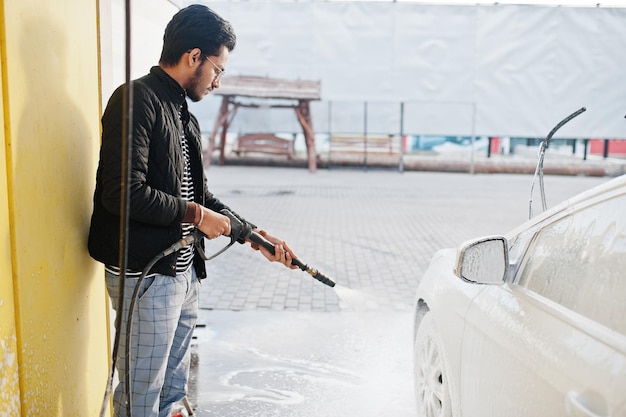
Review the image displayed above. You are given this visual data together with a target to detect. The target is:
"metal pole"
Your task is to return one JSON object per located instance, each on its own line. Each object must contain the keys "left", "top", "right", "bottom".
{"left": 399, "top": 102, "right": 404, "bottom": 173}
{"left": 364, "top": 101, "right": 368, "bottom": 170}
{"left": 469, "top": 103, "right": 476, "bottom": 175}
{"left": 328, "top": 101, "right": 332, "bottom": 169}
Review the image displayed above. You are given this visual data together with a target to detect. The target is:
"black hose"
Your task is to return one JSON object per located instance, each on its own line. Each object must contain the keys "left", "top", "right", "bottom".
{"left": 122, "top": 232, "right": 201, "bottom": 416}
{"left": 529, "top": 107, "right": 586, "bottom": 219}
{"left": 101, "top": 209, "right": 334, "bottom": 416}
{"left": 124, "top": 232, "right": 199, "bottom": 407}
{"left": 122, "top": 0, "right": 135, "bottom": 414}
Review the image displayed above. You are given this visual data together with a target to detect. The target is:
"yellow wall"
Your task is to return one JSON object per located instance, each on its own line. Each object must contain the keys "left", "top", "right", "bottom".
{"left": 1, "top": 0, "right": 108, "bottom": 415}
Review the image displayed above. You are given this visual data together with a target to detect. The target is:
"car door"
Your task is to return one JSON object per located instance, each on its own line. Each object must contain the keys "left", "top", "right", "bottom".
{"left": 459, "top": 191, "right": 626, "bottom": 417}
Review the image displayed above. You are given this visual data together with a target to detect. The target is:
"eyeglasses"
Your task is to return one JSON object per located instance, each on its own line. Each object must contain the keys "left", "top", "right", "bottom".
{"left": 204, "top": 56, "right": 225, "bottom": 83}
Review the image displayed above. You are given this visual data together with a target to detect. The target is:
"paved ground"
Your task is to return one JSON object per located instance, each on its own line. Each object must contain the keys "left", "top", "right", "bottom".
{"left": 187, "top": 165, "right": 611, "bottom": 417}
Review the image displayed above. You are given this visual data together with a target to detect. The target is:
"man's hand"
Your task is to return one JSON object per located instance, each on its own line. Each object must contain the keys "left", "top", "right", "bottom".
{"left": 251, "top": 230, "right": 299, "bottom": 269}
{"left": 197, "top": 207, "right": 231, "bottom": 239}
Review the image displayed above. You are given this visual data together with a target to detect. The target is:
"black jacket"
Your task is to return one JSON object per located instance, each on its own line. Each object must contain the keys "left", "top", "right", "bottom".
{"left": 88, "top": 66, "right": 251, "bottom": 277}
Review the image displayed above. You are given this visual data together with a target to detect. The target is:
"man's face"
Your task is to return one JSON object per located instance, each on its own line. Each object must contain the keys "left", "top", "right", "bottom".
{"left": 186, "top": 45, "right": 229, "bottom": 102}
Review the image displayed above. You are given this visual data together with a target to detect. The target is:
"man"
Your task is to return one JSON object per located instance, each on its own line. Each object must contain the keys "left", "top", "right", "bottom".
{"left": 88, "top": 5, "right": 296, "bottom": 416}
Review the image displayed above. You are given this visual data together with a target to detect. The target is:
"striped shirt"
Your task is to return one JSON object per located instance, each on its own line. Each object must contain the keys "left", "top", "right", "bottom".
{"left": 177, "top": 106, "right": 195, "bottom": 273}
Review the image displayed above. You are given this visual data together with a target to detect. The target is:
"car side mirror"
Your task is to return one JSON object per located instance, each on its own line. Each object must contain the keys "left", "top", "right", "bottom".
{"left": 455, "top": 236, "right": 508, "bottom": 284}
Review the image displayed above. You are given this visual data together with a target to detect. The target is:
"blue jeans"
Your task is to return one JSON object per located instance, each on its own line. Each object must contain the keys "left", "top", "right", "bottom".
{"left": 105, "top": 267, "right": 200, "bottom": 417}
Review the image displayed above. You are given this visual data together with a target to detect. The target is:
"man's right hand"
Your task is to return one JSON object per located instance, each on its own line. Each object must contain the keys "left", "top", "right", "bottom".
{"left": 197, "top": 207, "right": 231, "bottom": 239}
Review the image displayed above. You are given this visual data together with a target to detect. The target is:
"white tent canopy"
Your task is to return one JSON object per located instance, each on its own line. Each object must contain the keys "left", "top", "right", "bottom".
{"left": 177, "top": 2, "right": 626, "bottom": 140}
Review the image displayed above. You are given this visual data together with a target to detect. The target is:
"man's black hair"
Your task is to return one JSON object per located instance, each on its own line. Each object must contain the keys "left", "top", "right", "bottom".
{"left": 160, "top": 4, "right": 236, "bottom": 66}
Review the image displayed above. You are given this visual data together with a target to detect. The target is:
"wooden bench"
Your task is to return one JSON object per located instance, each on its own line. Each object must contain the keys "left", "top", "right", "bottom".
{"left": 232, "top": 133, "right": 295, "bottom": 159}
{"left": 329, "top": 134, "right": 402, "bottom": 169}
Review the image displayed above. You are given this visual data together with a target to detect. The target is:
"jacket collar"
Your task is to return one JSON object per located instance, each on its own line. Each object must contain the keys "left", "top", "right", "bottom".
{"left": 150, "top": 66, "right": 190, "bottom": 124}
{"left": 150, "top": 66, "right": 187, "bottom": 103}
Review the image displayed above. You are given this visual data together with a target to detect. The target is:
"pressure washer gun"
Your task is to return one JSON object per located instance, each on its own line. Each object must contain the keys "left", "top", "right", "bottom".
{"left": 190, "top": 209, "right": 335, "bottom": 288}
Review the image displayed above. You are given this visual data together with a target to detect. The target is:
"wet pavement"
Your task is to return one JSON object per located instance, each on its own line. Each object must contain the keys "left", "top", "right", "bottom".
{"left": 187, "top": 165, "right": 610, "bottom": 416}
{"left": 190, "top": 311, "right": 415, "bottom": 417}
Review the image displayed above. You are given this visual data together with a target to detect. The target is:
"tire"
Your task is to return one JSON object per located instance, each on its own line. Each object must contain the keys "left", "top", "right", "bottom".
{"left": 413, "top": 312, "right": 453, "bottom": 417}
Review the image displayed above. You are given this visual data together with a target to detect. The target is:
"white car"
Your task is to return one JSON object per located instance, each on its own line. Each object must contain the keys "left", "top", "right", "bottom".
{"left": 413, "top": 174, "right": 626, "bottom": 417}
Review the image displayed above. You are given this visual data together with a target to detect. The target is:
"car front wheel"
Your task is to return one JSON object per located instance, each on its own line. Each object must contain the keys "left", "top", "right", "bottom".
{"left": 414, "top": 311, "right": 453, "bottom": 417}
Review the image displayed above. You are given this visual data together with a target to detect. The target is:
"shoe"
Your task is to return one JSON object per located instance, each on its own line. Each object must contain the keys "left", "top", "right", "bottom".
{"left": 171, "top": 408, "right": 188, "bottom": 417}
{"left": 170, "top": 397, "right": 193, "bottom": 416}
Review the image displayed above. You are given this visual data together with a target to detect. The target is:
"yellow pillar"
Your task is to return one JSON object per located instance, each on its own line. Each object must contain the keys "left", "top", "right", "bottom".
{"left": 1, "top": 0, "right": 108, "bottom": 415}
{"left": 0, "top": 36, "right": 21, "bottom": 414}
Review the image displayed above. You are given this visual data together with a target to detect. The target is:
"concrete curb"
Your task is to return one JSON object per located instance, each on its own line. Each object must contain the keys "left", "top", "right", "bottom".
{"left": 211, "top": 155, "right": 626, "bottom": 178}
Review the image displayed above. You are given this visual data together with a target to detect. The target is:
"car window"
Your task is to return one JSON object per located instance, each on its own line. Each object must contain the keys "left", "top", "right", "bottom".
{"left": 517, "top": 194, "right": 626, "bottom": 335}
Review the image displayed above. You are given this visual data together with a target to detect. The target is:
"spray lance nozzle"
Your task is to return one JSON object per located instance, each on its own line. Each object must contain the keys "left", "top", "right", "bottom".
{"left": 221, "top": 209, "right": 336, "bottom": 288}
{"left": 246, "top": 230, "right": 336, "bottom": 288}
